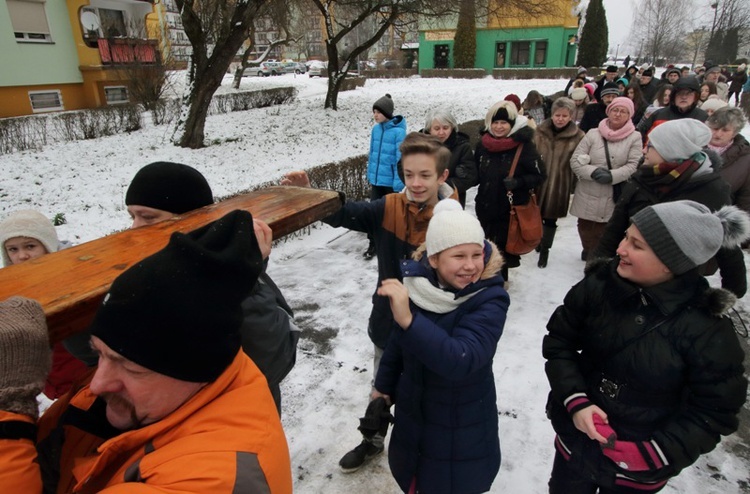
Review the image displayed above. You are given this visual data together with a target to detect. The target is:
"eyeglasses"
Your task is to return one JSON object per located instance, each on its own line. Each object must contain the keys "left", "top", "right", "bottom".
{"left": 609, "top": 109, "right": 629, "bottom": 115}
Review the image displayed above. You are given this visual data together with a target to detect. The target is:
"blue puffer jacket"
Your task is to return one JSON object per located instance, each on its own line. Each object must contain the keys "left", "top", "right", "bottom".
{"left": 375, "top": 242, "right": 509, "bottom": 494}
{"left": 368, "top": 116, "right": 407, "bottom": 191}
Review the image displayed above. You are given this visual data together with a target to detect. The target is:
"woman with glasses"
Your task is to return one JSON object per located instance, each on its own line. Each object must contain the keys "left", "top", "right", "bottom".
{"left": 570, "top": 97, "right": 642, "bottom": 261}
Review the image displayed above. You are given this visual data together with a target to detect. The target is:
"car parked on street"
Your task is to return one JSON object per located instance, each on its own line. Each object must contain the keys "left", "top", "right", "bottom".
{"left": 307, "top": 60, "right": 328, "bottom": 78}
{"left": 282, "top": 61, "right": 306, "bottom": 74}
{"left": 257, "top": 61, "right": 284, "bottom": 76}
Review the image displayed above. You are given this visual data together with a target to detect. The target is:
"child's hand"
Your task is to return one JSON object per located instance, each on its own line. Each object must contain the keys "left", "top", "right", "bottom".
{"left": 281, "top": 171, "right": 311, "bottom": 187}
{"left": 377, "top": 279, "right": 412, "bottom": 329}
{"left": 252, "top": 219, "right": 273, "bottom": 260}
{"left": 572, "top": 405, "right": 610, "bottom": 444}
{"left": 370, "top": 389, "right": 392, "bottom": 407}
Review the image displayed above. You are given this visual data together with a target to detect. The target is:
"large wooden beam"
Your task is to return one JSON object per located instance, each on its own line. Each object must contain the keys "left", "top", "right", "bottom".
{"left": 0, "top": 186, "right": 342, "bottom": 344}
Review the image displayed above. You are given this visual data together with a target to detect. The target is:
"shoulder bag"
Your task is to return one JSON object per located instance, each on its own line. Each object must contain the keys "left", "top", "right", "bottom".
{"left": 506, "top": 144, "right": 543, "bottom": 255}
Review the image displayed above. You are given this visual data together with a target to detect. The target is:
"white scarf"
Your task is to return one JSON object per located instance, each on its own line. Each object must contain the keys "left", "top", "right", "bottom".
{"left": 404, "top": 276, "right": 482, "bottom": 314}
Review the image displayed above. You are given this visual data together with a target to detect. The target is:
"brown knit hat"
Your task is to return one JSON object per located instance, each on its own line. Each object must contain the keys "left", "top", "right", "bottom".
{"left": 0, "top": 297, "right": 50, "bottom": 419}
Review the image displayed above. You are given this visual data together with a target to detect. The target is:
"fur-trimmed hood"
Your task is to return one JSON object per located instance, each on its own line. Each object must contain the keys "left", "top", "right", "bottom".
{"left": 585, "top": 257, "right": 736, "bottom": 317}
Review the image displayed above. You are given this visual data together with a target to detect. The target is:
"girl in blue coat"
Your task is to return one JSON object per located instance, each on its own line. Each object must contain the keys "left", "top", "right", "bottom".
{"left": 374, "top": 199, "right": 510, "bottom": 494}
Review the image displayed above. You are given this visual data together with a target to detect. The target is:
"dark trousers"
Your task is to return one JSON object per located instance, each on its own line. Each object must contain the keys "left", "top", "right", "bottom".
{"left": 549, "top": 451, "right": 667, "bottom": 494}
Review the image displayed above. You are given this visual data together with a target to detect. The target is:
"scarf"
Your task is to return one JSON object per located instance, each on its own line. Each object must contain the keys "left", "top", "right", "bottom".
{"left": 708, "top": 142, "right": 732, "bottom": 156}
{"left": 637, "top": 156, "right": 703, "bottom": 195}
{"left": 404, "top": 276, "right": 482, "bottom": 314}
{"left": 481, "top": 133, "right": 519, "bottom": 153}
{"left": 597, "top": 118, "right": 635, "bottom": 142}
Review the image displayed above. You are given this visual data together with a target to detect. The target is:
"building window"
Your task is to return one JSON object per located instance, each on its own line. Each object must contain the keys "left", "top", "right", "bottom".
{"left": 510, "top": 41, "right": 530, "bottom": 66}
{"left": 7, "top": 0, "right": 52, "bottom": 43}
{"left": 104, "top": 86, "right": 129, "bottom": 104}
{"left": 495, "top": 42, "right": 506, "bottom": 67}
{"left": 28, "top": 90, "right": 63, "bottom": 112}
{"left": 535, "top": 41, "right": 548, "bottom": 66}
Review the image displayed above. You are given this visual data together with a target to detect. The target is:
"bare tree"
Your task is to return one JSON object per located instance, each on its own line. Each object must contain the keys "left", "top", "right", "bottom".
{"left": 310, "top": 0, "right": 455, "bottom": 110}
{"left": 172, "top": 0, "right": 266, "bottom": 149}
{"left": 628, "top": 0, "right": 690, "bottom": 64}
{"left": 706, "top": 0, "right": 750, "bottom": 63}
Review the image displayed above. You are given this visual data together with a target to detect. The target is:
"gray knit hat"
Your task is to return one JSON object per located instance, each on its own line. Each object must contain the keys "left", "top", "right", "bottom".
{"left": 647, "top": 119, "right": 711, "bottom": 162}
{"left": 631, "top": 200, "right": 750, "bottom": 275}
{"left": 426, "top": 199, "right": 485, "bottom": 256}
{"left": 373, "top": 94, "right": 394, "bottom": 120}
{"left": 0, "top": 210, "right": 59, "bottom": 267}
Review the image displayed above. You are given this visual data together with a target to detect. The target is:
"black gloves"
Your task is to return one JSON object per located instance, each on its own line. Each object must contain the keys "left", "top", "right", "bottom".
{"left": 503, "top": 177, "right": 520, "bottom": 190}
{"left": 591, "top": 168, "right": 613, "bottom": 184}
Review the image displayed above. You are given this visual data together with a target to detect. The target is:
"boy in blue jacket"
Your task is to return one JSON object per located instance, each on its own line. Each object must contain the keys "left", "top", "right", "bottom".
{"left": 365, "top": 94, "right": 407, "bottom": 259}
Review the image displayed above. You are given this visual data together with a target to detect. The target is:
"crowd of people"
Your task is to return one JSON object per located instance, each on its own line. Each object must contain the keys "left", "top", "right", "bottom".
{"left": 1, "top": 61, "right": 750, "bottom": 493}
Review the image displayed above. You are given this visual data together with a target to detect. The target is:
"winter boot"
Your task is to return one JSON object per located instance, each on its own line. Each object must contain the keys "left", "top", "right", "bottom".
{"left": 339, "top": 397, "right": 392, "bottom": 473}
{"left": 537, "top": 225, "right": 557, "bottom": 269}
{"left": 500, "top": 266, "right": 509, "bottom": 285}
{"left": 363, "top": 240, "right": 376, "bottom": 260}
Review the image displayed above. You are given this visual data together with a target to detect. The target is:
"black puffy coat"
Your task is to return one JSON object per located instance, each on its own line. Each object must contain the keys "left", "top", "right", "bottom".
{"left": 469, "top": 124, "right": 546, "bottom": 255}
{"left": 593, "top": 157, "right": 747, "bottom": 297}
{"left": 416, "top": 129, "right": 477, "bottom": 207}
{"left": 543, "top": 259, "right": 746, "bottom": 486}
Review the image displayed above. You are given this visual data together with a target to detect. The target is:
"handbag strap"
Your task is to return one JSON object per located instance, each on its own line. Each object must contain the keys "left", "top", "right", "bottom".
{"left": 506, "top": 144, "right": 524, "bottom": 204}
{"left": 507, "top": 143, "right": 525, "bottom": 177}
{"left": 602, "top": 138, "right": 613, "bottom": 171}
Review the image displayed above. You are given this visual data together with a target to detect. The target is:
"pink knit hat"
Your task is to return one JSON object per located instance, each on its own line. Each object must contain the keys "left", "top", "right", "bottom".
{"left": 606, "top": 96, "right": 634, "bottom": 117}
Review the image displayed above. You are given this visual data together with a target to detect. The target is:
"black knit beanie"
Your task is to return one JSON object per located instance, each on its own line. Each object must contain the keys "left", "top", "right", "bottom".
{"left": 126, "top": 162, "right": 213, "bottom": 214}
{"left": 373, "top": 94, "right": 394, "bottom": 120}
{"left": 90, "top": 210, "right": 263, "bottom": 382}
{"left": 491, "top": 107, "right": 514, "bottom": 125}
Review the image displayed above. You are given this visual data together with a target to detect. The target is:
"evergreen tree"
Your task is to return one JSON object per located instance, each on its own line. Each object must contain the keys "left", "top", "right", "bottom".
{"left": 453, "top": 0, "right": 477, "bottom": 68}
{"left": 577, "top": 0, "right": 609, "bottom": 67}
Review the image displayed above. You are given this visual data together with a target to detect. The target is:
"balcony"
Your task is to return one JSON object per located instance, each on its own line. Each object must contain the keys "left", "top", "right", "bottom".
{"left": 97, "top": 38, "right": 159, "bottom": 65}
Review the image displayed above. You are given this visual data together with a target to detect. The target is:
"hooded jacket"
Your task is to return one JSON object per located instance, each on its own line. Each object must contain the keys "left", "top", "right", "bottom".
{"left": 544, "top": 259, "right": 746, "bottom": 488}
{"left": 324, "top": 184, "right": 457, "bottom": 349}
{"left": 469, "top": 117, "right": 546, "bottom": 249}
{"left": 636, "top": 84, "right": 708, "bottom": 144}
{"left": 375, "top": 242, "right": 509, "bottom": 494}
{"left": 368, "top": 116, "right": 407, "bottom": 191}
{"left": 0, "top": 351, "right": 292, "bottom": 493}
{"left": 717, "top": 134, "right": 750, "bottom": 214}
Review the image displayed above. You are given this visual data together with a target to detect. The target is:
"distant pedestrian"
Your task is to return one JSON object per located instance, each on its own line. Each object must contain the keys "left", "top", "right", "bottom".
{"left": 366, "top": 94, "right": 407, "bottom": 259}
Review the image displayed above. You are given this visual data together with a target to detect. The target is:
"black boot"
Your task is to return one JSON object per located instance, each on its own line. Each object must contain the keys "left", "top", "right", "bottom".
{"left": 537, "top": 224, "right": 557, "bottom": 268}
{"left": 500, "top": 266, "right": 509, "bottom": 285}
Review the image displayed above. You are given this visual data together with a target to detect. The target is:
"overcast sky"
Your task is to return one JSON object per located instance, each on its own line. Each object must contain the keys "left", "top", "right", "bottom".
{"left": 603, "top": 0, "right": 635, "bottom": 55}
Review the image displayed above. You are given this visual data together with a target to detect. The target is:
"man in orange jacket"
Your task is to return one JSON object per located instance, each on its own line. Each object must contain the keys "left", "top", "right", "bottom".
{"left": 0, "top": 210, "right": 292, "bottom": 493}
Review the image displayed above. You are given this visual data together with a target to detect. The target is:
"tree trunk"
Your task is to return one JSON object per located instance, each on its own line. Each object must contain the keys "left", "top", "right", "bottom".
{"left": 175, "top": 66, "right": 225, "bottom": 148}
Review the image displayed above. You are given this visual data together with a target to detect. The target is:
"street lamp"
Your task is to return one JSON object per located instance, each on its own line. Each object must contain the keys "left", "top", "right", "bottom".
{"left": 708, "top": 1, "right": 719, "bottom": 60}
{"left": 615, "top": 44, "right": 620, "bottom": 62}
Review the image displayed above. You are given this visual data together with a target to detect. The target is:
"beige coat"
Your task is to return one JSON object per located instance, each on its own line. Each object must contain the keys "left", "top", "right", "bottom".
{"left": 569, "top": 128, "right": 642, "bottom": 222}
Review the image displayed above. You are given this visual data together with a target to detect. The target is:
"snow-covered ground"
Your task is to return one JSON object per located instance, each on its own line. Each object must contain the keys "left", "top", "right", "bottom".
{"left": 5, "top": 73, "right": 750, "bottom": 493}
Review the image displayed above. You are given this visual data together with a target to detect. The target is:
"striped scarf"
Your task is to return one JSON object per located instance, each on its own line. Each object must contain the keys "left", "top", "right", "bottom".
{"left": 637, "top": 157, "right": 702, "bottom": 195}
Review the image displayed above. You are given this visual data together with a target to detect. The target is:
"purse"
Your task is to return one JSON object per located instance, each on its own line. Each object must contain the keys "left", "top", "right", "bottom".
{"left": 505, "top": 144, "right": 543, "bottom": 255}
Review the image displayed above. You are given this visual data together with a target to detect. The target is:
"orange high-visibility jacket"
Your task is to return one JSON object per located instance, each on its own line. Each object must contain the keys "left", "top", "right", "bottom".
{"left": 0, "top": 351, "right": 292, "bottom": 493}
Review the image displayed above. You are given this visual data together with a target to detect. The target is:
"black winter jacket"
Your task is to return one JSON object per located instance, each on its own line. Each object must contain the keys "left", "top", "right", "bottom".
{"left": 592, "top": 160, "right": 747, "bottom": 297}
{"left": 579, "top": 102, "right": 609, "bottom": 133}
{"left": 469, "top": 124, "right": 546, "bottom": 250}
{"left": 415, "top": 129, "right": 476, "bottom": 206}
{"left": 636, "top": 104, "right": 708, "bottom": 144}
{"left": 544, "top": 259, "right": 746, "bottom": 485}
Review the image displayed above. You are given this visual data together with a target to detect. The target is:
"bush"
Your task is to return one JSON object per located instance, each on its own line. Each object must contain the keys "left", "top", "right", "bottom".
{"left": 340, "top": 76, "right": 366, "bottom": 92}
{"left": 421, "top": 69, "right": 486, "bottom": 79}
{"left": 55, "top": 104, "right": 142, "bottom": 141}
{"left": 360, "top": 69, "right": 418, "bottom": 79}
{"left": 0, "top": 114, "right": 49, "bottom": 154}
{"left": 493, "top": 68, "right": 578, "bottom": 80}
{"left": 152, "top": 87, "right": 298, "bottom": 126}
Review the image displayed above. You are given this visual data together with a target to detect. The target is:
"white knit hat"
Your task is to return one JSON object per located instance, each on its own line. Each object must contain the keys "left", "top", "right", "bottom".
{"left": 647, "top": 119, "right": 711, "bottom": 163}
{"left": 425, "top": 199, "right": 485, "bottom": 256}
{"left": 0, "top": 210, "right": 59, "bottom": 266}
{"left": 632, "top": 200, "right": 750, "bottom": 275}
{"left": 700, "top": 97, "right": 728, "bottom": 113}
